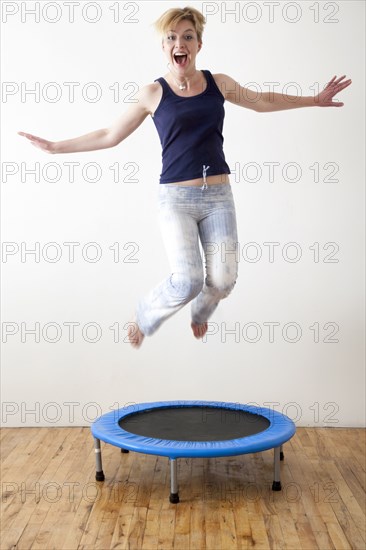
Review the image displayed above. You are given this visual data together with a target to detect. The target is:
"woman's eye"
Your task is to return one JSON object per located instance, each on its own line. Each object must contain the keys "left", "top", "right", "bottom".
{"left": 166, "top": 34, "right": 193, "bottom": 41}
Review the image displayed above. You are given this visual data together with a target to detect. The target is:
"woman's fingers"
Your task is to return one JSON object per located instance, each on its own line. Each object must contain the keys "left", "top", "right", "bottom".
{"left": 338, "top": 79, "right": 352, "bottom": 91}
{"left": 334, "top": 74, "right": 347, "bottom": 85}
{"left": 18, "top": 131, "right": 48, "bottom": 144}
{"left": 319, "top": 75, "right": 352, "bottom": 106}
{"left": 18, "top": 131, "right": 54, "bottom": 153}
{"left": 325, "top": 75, "right": 351, "bottom": 90}
{"left": 18, "top": 131, "right": 42, "bottom": 142}
{"left": 18, "top": 131, "right": 34, "bottom": 138}
{"left": 331, "top": 80, "right": 352, "bottom": 97}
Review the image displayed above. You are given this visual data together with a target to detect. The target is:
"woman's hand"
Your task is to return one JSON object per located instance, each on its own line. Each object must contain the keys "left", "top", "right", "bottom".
{"left": 315, "top": 75, "right": 352, "bottom": 107}
{"left": 17, "top": 131, "right": 55, "bottom": 153}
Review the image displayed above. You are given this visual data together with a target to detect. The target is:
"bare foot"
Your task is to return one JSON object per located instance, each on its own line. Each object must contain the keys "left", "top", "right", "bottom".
{"left": 127, "top": 320, "right": 145, "bottom": 349}
{"left": 191, "top": 321, "right": 208, "bottom": 339}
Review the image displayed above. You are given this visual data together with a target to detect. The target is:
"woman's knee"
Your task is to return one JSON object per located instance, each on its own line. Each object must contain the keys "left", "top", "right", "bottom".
{"left": 210, "top": 271, "right": 238, "bottom": 299}
{"left": 170, "top": 272, "right": 203, "bottom": 302}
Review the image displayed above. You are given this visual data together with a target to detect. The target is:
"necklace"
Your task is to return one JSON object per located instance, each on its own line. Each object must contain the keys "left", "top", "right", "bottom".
{"left": 171, "top": 75, "right": 189, "bottom": 91}
{"left": 171, "top": 78, "right": 186, "bottom": 90}
{"left": 168, "top": 65, "right": 198, "bottom": 92}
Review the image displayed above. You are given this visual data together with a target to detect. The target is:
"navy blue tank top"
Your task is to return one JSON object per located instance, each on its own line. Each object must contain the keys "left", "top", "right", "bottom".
{"left": 152, "top": 69, "right": 231, "bottom": 184}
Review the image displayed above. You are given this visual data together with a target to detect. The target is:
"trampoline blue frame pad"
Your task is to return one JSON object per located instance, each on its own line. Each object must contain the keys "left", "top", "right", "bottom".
{"left": 91, "top": 401, "right": 296, "bottom": 459}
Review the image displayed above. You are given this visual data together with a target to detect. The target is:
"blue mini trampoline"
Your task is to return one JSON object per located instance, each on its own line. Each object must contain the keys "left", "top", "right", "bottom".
{"left": 91, "top": 400, "right": 296, "bottom": 503}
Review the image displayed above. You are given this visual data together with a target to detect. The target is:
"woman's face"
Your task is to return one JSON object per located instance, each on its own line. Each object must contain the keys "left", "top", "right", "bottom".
{"left": 162, "top": 19, "right": 202, "bottom": 75}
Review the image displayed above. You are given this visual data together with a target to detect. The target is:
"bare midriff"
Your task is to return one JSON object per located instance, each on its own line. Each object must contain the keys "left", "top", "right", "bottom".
{"left": 165, "top": 173, "right": 230, "bottom": 186}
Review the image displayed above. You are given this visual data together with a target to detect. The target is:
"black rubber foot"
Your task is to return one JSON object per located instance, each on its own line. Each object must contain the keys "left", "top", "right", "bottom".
{"left": 96, "top": 470, "right": 105, "bottom": 481}
{"left": 280, "top": 451, "right": 284, "bottom": 461}
{"left": 272, "top": 481, "right": 281, "bottom": 491}
{"left": 169, "top": 492, "right": 179, "bottom": 504}
{"left": 121, "top": 449, "right": 129, "bottom": 453}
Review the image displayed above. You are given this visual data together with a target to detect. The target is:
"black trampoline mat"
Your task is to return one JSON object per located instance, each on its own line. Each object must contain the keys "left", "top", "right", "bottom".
{"left": 118, "top": 406, "right": 270, "bottom": 442}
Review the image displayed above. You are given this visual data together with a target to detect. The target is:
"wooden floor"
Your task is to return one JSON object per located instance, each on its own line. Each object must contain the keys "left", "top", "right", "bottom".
{"left": 1, "top": 427, "right": 365, "bottom": 549}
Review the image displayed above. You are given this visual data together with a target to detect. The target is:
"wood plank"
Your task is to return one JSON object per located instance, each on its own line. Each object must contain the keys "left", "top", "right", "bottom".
{"left": 1, "top": 428, "right": 76, "bottom": 550}
{"left": 315, "top": 460, "right": 366, "bottom": 548}
{"left": 335, "top": 457, "right": 366, "bottom": 511}
{"left": 0, "top": 426, "right": 365, "bottom": 550}
{"left": 17, "top": 428, "right": 86, "bottom": 550}
{"left": 283, "top": 436, "right": 336, "bottom": 549}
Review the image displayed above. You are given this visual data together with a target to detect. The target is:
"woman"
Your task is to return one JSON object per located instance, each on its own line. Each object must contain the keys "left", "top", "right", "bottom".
{"left": 18, "top": 6, "right": 352, "bottom": 349}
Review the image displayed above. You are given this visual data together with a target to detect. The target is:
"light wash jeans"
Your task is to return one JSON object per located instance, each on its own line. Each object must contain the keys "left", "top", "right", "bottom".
{"left": 136, "top": 183, "right": 239, "bottom": 336}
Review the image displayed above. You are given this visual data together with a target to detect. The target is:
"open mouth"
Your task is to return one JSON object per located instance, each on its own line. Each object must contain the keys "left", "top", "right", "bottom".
{"left": 174, "top": 53, "right": 188, "bottom": 67}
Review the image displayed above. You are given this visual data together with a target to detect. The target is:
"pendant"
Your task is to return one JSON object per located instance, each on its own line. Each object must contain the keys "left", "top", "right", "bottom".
{"left": 179, "top": 84, "right": 186, "bottom": 91}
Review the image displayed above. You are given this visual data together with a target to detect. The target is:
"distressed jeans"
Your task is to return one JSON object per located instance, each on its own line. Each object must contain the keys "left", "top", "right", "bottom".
{"left": 135, "top": 183, "right": 239, "bottom": 336}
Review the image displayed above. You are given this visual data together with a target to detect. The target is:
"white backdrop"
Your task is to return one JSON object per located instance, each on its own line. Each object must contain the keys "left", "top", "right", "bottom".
{"left": 1, "top": 1, "right": 364, "bottom": 427}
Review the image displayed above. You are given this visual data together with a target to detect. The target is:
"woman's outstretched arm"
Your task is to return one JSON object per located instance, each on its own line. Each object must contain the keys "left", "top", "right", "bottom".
{"left": 17, "top": 84, "right": 154, "bottom": 154}
{"left": 215, "top": 74, "right": 352, "bottom": 113}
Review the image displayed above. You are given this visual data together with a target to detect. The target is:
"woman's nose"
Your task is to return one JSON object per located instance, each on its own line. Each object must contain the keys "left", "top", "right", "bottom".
{"left": 175, "top": 37, "right": 184, "bottom": 49}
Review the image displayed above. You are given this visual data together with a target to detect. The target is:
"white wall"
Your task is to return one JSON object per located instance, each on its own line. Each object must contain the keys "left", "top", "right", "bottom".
{"left": 1, "top": 1, "right": 364, "bottom": 428}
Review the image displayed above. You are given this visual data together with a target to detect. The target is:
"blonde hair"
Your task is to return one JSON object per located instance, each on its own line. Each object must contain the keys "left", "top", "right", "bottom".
{"left": 153, "top": 6, "right": 206, "bottom": 43}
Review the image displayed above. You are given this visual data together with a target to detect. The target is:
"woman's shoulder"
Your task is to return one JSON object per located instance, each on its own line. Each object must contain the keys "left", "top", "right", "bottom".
{"left": 204, "top": 71, "right": 233, "bottom": 99}
{"left": 208, "top": 72, "right": 240, "bottom": 100}
{"left": 210, "top": 72, "right": 232, "bottom": 86}
{"left": 140, "top": 80, "right": 163, "bottom": 94}
{"left": 136, "top": 81, "right": 164, "bottom": 116}
{"left": 133, "top": 81, "right": 162, "bottom": 103}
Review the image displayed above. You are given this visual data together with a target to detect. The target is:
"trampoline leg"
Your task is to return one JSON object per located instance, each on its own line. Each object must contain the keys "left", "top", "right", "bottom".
{"left": 169, "top": 458, "right": 179, "bottom": 504}
{"left": 94, "top": 438, "right": 105, "bottom": 482}
{"left": 280, "top": 444, "right": 284, "bottom": 461}
{"left": 272, "top": 446, "right": 281, "bottom": 491}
